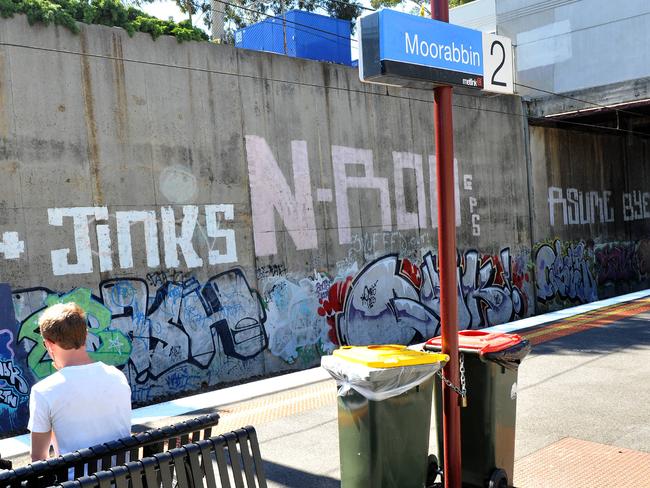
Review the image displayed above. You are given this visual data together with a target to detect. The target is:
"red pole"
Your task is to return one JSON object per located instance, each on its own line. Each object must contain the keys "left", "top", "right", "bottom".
{"left": 431, "top": 1, "right": 462, "bottom": 488}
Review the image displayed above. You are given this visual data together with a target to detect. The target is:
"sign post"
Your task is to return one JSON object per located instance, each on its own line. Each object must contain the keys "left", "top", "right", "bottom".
{"left": 431, "top": 2, "right": 461, "bottom": 487}
{"left": 358, "top": 7, "right": 514, "bottom": 488}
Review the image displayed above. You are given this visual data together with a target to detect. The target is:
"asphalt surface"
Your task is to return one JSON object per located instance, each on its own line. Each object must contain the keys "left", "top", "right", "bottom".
{"left": 514, "top": 309, "right": 650, "bottom": 459}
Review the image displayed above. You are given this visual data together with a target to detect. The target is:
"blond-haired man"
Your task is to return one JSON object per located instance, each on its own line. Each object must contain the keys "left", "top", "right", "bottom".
{"left": 28, "top": 303, "right": 131, "bottom": 461}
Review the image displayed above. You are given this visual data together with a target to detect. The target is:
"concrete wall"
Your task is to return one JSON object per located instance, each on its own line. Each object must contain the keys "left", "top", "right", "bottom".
{"left": 0, "top": 15, "right": 535, "bottom": 435}
{"left": 530, "top": 125, "right": 650, "bottom": 310}
{"left": 1, "top": 14, "right": 649, "bottom": 437}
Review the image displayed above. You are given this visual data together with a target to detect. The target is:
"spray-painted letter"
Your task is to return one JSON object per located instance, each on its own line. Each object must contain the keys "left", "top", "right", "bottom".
{"left": 161, "top": 206, "right": 203, "bottom": 269}
{"left": 49, "top": 207, "right": 108, "bottom": 276}
{"left": 246, "top": 136, "right": 317, "bottom": 256}
{"left": 116, "top": 210, "right": 160, "bottom": 269}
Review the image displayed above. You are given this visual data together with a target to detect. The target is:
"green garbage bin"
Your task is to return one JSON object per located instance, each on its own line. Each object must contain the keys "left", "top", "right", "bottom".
{"left": 321, "top": 345, "right": 448, "bottom": 488}
{"left": 425, "top": 330, "right": 531, "bottom": 488}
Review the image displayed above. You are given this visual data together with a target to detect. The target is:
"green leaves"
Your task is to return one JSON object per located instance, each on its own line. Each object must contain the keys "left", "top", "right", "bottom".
{"left": 371, "top": 0, "right": 475, "bottom": 12}
{"left": 2, "top": 0, "right": 208, "bottom": 42}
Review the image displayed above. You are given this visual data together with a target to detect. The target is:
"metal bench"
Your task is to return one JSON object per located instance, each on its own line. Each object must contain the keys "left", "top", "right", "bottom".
{"left": 0, "top": 413, "right": 220, "bottom": 487}
{"left": 55, "top": 426, "right": 266, "bottom": 488}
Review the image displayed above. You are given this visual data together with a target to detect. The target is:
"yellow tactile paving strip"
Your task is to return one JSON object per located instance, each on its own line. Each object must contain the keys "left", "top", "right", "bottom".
{"left": 211, "top": 380, "right": 338, "bottom": 435}
{"left": 520, "top": 297, "right": 650, "bottom": 345}
{"left": 514, "top": 437, "right": 650, "bottom": 488}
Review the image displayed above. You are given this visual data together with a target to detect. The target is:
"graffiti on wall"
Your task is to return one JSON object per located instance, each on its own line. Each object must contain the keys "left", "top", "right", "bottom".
{"left": 534, "top": 239, "right": 597, "bottom": 305}
{"left": 594, "top": 242, "right": 638, "bottom": 286}
{"left": 18, "top": 287, "right": 132, "bottom": 379}
{"left": 547, "top": 187, "right": 650, "bottom": 227}
{"left": 593, "top": 239, "right": 650, "bottom": 286}
{"left": 1, "top": 138, "right": 486, "bottom": 282}
{"left": 260, "top": 271, "right": 334, "bottom": 364}
{"left": 0, "top": 331, "right": 29, "bottom": 409}
{"left": 1, "top": 244, "right": 535, "bottom": 435}
{"left": 319, "top": 248, "right": 529, "bottom": 346}
{"left": 0, "top": 283, "right": 30, "bottom": 433}
{"left": 0, "top": 205, "right": 238, "bottom": 277}
{"left": 535, "top": 238, "right": 650, "bottom": 307}
{"left": 0, "top": 329, "right": 30, "bottom": 434}
{"left": 12, "top": 269, "right": 269, "bottom": 401}
{"left": 623, "top": 191, "right": 650, "bottom": 222}
{"left": 547, "top": 187, "right": 615, "bottom": 226}
{"left": 245, "top": 136, "right": 467, "bottom": 257}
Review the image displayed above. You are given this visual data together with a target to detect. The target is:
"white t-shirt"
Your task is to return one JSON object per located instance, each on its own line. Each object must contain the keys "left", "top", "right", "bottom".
{"left": 28, "top": 362, "right": 132, "bottom": 455}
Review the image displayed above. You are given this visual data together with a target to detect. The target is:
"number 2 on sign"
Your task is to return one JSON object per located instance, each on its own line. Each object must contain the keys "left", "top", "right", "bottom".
{"left": 482, "top": 33, "right": 514, "bottom": 94}
{"left": 490, "top": 41, "right": 507, "bottom": 87}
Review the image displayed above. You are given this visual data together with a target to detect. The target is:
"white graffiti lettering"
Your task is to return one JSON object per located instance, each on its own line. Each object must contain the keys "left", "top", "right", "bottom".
{"left": 333, "top": 146, "right": 392, "bottom": 244}
{"left": 246, "top": 136, "right": 318, "bottom": 256}
{"left": 547, "top": 187, "right": 614, "bottom": 226}
{"left": 47, "top": 206, "right": 238, "bottom": 276}
{"left": 205, "top": 204, "right": 238, "bottom": 265}
{"left": 116, "top": 210, "right": 160, "bottom": 269}
{"left": 161, "top": 206, "right": 203, "bottom": 268}
{"left": 393, "top": 152, "right": 427, "bottom": 230}
{"left": 49, "top": 207, "right": 109, "bottom": 275}
{"left": 622, "top": 191, "right": 650, "bottom": 222}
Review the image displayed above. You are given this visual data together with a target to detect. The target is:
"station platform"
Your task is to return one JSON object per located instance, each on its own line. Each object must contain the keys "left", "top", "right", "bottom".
{"left": 2, "top": 290, "right": 650, "bottom": 487}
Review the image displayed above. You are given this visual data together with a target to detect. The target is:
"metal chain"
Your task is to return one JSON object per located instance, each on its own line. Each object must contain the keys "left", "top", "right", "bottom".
{"left": 436, "top": 353, "right": 467, "bottom": 400}
{"left": 459, "top": 352, "right": 466, "bottom": 398}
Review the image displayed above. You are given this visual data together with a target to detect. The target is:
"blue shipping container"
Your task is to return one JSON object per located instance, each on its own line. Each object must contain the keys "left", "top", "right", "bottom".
{"left": 235, "top": 11, "right": 352, "bottom": 66}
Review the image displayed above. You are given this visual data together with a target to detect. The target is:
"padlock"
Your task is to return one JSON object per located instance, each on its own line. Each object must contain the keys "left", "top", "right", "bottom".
{"left": 460, "top": 395, "right": 468, "bottom": 408}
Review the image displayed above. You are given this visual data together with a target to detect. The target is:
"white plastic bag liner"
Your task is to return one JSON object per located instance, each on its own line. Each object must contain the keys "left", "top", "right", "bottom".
{"left": 321, "top": 354, "right": 446, "bottom": 401}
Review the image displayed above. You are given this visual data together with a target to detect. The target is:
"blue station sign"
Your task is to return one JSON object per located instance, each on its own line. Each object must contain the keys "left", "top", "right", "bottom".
{"left": 360, "top": 10, "right": 486, "bottom": 89}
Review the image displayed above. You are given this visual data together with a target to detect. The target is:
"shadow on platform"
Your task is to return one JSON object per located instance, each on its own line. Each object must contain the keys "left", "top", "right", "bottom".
{"left": 527, "top": 312, "right": 650, "bottom": 356}
{"left": 264, "top": 460, "right": 340, "bottom": 488}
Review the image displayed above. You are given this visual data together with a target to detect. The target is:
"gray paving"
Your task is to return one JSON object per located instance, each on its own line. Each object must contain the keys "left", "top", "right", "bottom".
{"left": 515, "top": 311, "right": 650, "bottom": 459}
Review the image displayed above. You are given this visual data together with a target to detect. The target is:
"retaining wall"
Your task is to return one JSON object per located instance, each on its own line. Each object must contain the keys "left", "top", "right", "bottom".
{"left": 0, "top": 15, "right": 648, "bottom": 436}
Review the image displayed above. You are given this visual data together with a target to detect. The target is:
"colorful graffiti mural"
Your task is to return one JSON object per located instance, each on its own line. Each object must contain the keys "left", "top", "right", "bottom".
{"left": 319, "top": 248, "right": 529, "bottom": 346}
{"left": 534, "top": 239, "right": 598, "bottom": 305}
{"left": 534, "top": 238, "right": 650, "bottom": 308}
{"left": 260, "top": 271, "right": 334, "bottom": 364}
{"left": 0, "top": 333, "right": 29, "bottom": 407}
{"left": 595, "top": 242, "right": 638, "bottom": 286}
{"left": 0, "top": 284, "right": 30, "bottom": 434}
{"left": 18, "top": 288, "right": 131, "bottom": 380}
{"left": 6, "top": 236, "right": 650, "bottom": 436}
{"left": 11, "top": 269, "right": 269, "bottom": 407}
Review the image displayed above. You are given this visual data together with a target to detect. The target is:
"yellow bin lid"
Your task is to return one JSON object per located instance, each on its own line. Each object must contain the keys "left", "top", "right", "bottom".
{"left": 333, "top": 345, "right": 449, "bottom": 368}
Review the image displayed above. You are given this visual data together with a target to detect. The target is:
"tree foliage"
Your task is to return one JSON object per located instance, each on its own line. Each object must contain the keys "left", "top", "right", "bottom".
{"left": 137, "top": 0, "right": 363, "bottom": 35}
{"left": 0, "top": 0, "right": 209, "bottom": 41}
{"left": 369, "top": 0, "right": 474, "bottom": 12}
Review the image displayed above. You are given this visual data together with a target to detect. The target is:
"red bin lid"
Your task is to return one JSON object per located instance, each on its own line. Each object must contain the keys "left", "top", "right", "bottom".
{"left": 425, "top": 330, "right": 525, "bottom": 355}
